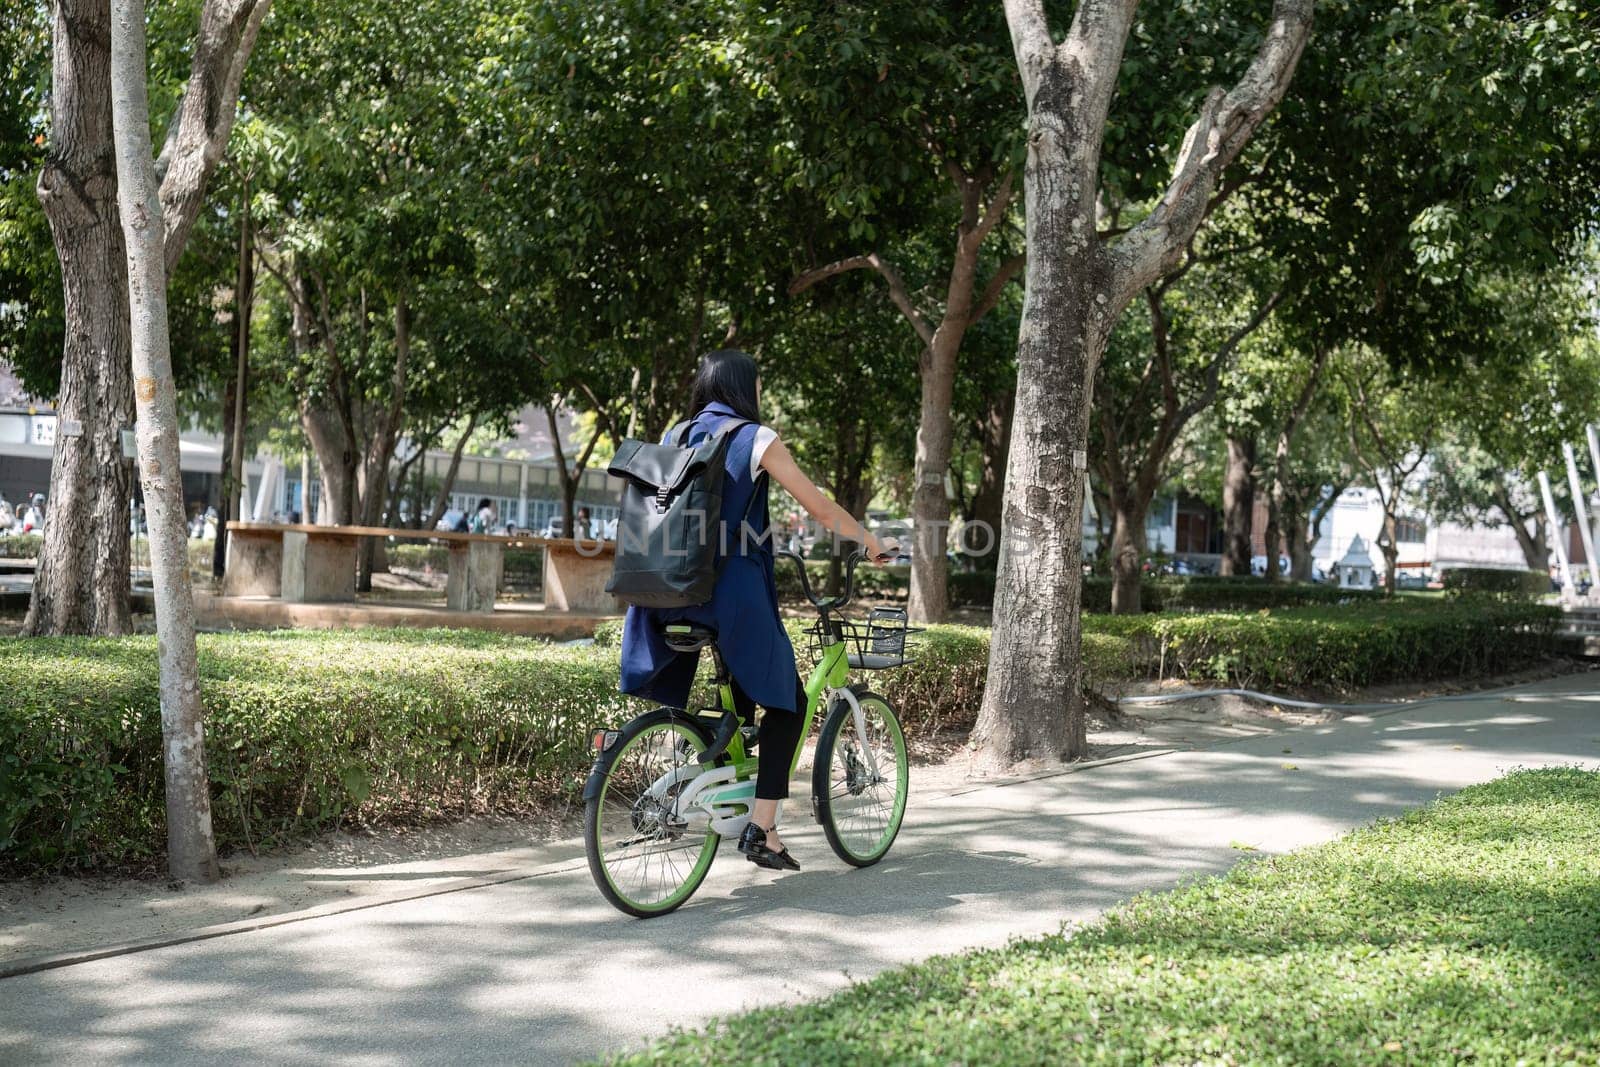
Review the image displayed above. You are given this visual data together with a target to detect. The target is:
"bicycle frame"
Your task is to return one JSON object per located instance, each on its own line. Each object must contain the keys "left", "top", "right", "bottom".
{"left": 661, "top": 634, "right": 847, "bottom": 836}
{"left": 638, "top": 549, "right": 884, "bottom": 837}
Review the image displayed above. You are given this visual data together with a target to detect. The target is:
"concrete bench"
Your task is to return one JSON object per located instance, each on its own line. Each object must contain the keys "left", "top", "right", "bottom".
{"left": 224, "top": 522, "right": 619, "bottom": 614}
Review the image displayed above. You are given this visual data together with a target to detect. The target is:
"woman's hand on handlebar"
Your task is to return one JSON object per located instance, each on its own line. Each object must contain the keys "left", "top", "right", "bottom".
{"left": 865, "top": 534, "right": 901, "bottom": 565}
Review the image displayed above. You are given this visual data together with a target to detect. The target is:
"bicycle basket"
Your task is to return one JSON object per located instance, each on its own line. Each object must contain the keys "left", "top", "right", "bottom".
{"left": 802, "top": 607, "right": 922, "bottom": 669}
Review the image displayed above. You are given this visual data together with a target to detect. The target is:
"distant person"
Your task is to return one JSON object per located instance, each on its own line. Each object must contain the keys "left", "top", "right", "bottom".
{"left": 0, "top": 493, "right": 14, "bottom": 533}
{"left": 575, "top": 506, "right": 593, "bottom": 539}
{"left": 287, "top": 510, "right": 302, "bottom": 525}
{"left": 437, "top": 505, "right": 469, "bottom": 533}
{"left": 470, "top": 498, "right": 496, "bottom": 534}
{"left": 20, "top": 494, "right": 44, "bottom": 533}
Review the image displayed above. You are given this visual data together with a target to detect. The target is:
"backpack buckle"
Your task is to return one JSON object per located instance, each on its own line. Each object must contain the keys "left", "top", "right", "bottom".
{"left": 654, "top": 485, "right": 671, "bottom": 512}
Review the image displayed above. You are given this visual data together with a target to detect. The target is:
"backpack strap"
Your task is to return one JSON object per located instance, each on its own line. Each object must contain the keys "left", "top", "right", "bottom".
{"left": 673, "top": 415, "right": 768, "bottom": 527}
{"left": 739, "top": 470, "right": 769, "bottom": 524}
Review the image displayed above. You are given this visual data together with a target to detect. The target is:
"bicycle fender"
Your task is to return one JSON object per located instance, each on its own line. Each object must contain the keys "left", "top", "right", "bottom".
{"left": 582, "top": 759, "right": 608, "bottom": 803}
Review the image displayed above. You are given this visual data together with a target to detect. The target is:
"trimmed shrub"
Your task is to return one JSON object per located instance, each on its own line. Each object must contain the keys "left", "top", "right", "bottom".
{"left": 1095, "top": 600, "right": 1559, "bottom": 690}
{"left": 1081, "top": 575, "right": 1386, "bottom": 613}
{"left": 941, "top": 573, "right": 1381, "bottom": 613}
{"left": 1442, "top": 567, "right": 1549, "bottom": 600}
{"left": 2, "top": 599, "right": 1559, "bottom": 873}
{"left": 0, "top": 534, "right": 42, "bottom": 559}
{"left": 0, "top": 624, "right": 991, "bottom": 874}
{"left": 385, "top": 543, "right": 544, "bottom": 590}
{"left": 387, "top": 543, "right": 452, "bottom": 572}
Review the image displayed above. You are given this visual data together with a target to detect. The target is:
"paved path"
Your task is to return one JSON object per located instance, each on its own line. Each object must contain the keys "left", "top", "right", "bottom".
{"left": 4, "top": 675, "right": 1598, "bottom": 1065}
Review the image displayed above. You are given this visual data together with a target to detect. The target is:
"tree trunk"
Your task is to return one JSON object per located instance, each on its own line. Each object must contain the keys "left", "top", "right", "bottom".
{"left": 1089, "top": 478, "right": 1112, "bottom": 570}
{"left": 907, "top": 338, "right": 956, "bottom": 623}
{"left": 24, "top": 1, "right": 135, "bottom": 637}
{"left": 213, "top": 375, "right": 237, "bottom": 577}
{"left": 1284, "top": 497, "right": 1314, "bottom": 580}
{"left": 1220, "top": 434, "right": 1255, "bottom": 576}
{"left": 302, "top": 398, "right": 357, "bottom": 525}
{"left": 972, "top": 59, "right": 1102, "bottom": 766}
{"left": 354, "top": 296, "right": 411, "bottom": 591}
{"left": 967, "top": 387, "right": 1013, "bottom": 567}
{"left": 213, "top": 186, "right": 251, "bottom": 579}
{"left": 790, "top": 180, "right": 1017, "bottom": 625}
{"left": 427, "top": 413, "right": 478, "bottom": 529}
{"left": 1263, "top": 491, "right": 1283, "bottom": 582}
{"left": 1379, "top": 509, "right": 1399, "bottom": 596}
{"left": 907, "top": 231, "right": 995, "bottom": 623}
{"left": 983, "top": 0, "right": 1311, "bottom": 766}
{"left": 1494, "top": 480, "right": 1547, "bottom": 571}
{"left": 110, "top": 0, "right": 219, "bottom": 882}
{"left": 1108, "top": 497, "right": 1146, "bottom": 614}
{"left": 28, "top": 0, "right": 269, "bottom": 637}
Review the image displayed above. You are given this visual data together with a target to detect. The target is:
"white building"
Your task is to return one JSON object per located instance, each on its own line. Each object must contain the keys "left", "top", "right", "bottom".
{"left": 1307, "top": 486, "right": 1531, "bottom": 581}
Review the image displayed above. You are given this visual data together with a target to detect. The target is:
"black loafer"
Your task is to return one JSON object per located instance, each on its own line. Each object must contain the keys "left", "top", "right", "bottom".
{"left": 738, "top": 822, "right": 800, "bottom": 872}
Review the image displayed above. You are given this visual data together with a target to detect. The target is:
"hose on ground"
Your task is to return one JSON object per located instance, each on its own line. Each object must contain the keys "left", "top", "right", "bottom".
{"left": 1110, "top": 685, "right": 1587, "bottom": 712}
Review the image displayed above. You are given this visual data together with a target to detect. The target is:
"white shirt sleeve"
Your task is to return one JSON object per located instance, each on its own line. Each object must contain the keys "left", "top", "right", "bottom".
{"left": 751, "top": 426, "right": 778, "bottom": 480}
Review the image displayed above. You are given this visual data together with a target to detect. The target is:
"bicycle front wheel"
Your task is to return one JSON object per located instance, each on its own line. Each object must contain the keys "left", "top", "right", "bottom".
{"left": 813, "top": 690, "right": 908, "bottom": 866}
{"left": 584, "top": 709, "right": 719, "bottom": 917}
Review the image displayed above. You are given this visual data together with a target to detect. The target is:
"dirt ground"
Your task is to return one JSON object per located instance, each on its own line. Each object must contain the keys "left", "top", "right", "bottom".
{"left": 3, "top": 656, "right": 1592, "bottom": 970}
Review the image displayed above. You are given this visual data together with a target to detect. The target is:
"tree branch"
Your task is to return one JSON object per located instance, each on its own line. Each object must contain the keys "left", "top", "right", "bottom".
{"left": 158, "top": 0, "right": 274, "bottom": 274}
{"left": 1180, "top": 284, "right": 1289, "bottom": 421}
{"left": 788, "top": 253, "right": 935, "bottom": 347}
{"left": 1109, "top": 0, "right": 1314, "bottom": 303}
{"left": 1002, "top": 0, "right": 1056, "bottom": 107}
{"left": 967, "top": 252, "right": 1027, "bottom": 327}
{"left": 971, "top": 169, "right": 1016, "bottom": 244}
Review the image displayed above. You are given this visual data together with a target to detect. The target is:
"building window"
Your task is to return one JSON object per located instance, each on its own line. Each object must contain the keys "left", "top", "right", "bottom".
{"left": 1394, "top": 516, "right": 1426, "bottom": 544}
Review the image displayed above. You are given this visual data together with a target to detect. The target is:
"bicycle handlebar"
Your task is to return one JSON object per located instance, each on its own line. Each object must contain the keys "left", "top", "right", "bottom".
{"left": 777, "top": 546, "right": 899, "bottom": 613}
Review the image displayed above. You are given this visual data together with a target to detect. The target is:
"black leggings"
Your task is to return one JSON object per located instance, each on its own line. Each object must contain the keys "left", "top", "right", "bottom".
{"left": 730, "top": 675, "right": 807, "bottom": 801}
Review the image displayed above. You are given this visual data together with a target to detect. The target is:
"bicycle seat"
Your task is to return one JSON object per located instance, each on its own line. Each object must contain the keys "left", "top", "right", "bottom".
{"left": 661, "top": 622, "right": 718, "bottom": 653}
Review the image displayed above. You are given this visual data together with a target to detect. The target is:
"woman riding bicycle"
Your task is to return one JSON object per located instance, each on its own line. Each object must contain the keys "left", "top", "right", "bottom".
{"left": 619, "top": 349, "right": 897, "bottom": 872}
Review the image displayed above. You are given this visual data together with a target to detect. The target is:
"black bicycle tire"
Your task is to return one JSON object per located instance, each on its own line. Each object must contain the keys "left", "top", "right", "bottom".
{"left": 812, "top": 690, "right": 908, "bottom": 867}
{"left": 584, "top": 709, "right": 719, "bottom": 918}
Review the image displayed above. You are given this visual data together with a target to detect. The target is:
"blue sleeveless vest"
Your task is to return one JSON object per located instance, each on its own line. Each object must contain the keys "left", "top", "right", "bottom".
{"left": 617, "top": 402, "right": 799, "bottom": 712}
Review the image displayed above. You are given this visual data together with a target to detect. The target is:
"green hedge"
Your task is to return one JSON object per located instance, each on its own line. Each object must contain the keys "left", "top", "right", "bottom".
{"left": 386, "top": 543, "right": 544, "bottom": 588}
{"left": 1082, "top": 575, "right": 1386, "bottom": 613}
{"left": 3, "top": 599, "right": 1560, "bottom": 873}
{"left": 848, "top": 570, "right": 1387, "bottom": 613}
{"left": 0, "top": 629, "right": 645, "bottom": 873}
{"left": 1092, "top": 600, "right": 1559, "bottom": 690}
{"left": 0, "top": 624, "right": 993, "bottom": 874}
{"left": 0, "top": 533, "right": 41, "bottom": 559}
{"left": 1441, "top": 567, "right": 1549, "bottom": 600}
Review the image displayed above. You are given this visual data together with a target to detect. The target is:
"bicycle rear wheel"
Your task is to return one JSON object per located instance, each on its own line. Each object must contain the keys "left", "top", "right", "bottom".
{"left": 813, "top": 690, "right": 908, "bottom": 866}
{"left": 584, "top": 709, "right": 719, "bottom": 917}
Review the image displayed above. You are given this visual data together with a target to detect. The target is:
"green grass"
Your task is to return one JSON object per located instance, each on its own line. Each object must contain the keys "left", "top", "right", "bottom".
{"left": 604, "top": 769, "right": 1600, "bottom": 1066}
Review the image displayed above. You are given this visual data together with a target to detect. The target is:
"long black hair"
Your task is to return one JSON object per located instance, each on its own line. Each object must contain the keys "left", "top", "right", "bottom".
{"left": 689, "top": 349, "right": 761, "bottom": 423}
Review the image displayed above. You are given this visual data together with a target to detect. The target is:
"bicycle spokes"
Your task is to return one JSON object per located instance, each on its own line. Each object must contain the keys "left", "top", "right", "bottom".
{"left": 818, "top": 695, "right": 907, "bottom": 864}
{"left": 589, "top": 718, "right": 719, "bottom": 914}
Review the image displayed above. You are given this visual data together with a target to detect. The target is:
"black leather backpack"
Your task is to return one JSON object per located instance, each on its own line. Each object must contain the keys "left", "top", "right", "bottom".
{"left": 604, "top": 419, "right": 765, "bottom": 608}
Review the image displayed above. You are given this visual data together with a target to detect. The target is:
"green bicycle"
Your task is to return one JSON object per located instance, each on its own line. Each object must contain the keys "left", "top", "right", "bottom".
{"left": 583, "top": 549, "right": 914, "bottom": 918}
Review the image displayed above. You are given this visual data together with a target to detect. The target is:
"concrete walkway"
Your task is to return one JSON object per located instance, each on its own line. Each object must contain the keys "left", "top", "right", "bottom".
{"left": 3, "top": 675, "right": 1598, "bottom": 1065}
